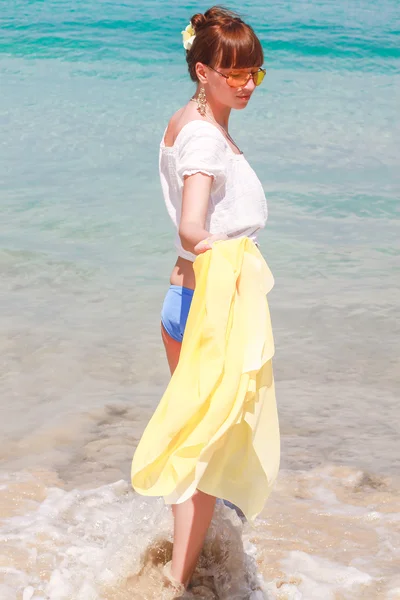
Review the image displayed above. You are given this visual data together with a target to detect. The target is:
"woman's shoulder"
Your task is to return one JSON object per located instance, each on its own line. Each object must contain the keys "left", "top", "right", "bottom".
{"left": 163, "top": 105, "right": 225, "bottom": 150}
{"left": 177, "top": 121, "right": 226, "bottom": 148}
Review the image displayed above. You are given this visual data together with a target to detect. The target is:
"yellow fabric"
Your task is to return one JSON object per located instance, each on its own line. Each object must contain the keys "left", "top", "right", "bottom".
{"left": 131, "top": 237, "right": 280, "bottom": 521}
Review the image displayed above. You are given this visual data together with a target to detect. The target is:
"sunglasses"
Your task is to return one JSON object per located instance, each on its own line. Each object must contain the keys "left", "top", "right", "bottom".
{"left": 207, "top": 65, "right": 266, "bottom": 88}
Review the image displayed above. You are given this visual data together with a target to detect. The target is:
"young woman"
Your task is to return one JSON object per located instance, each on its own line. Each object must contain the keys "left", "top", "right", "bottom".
{"left": 158, "top": 6, "right": 268, "bottom": 589}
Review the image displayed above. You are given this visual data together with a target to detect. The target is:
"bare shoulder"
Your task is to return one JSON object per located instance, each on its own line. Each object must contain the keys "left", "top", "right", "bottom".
{"left": 163, "top": 102, "right": 204, "bottom": 147}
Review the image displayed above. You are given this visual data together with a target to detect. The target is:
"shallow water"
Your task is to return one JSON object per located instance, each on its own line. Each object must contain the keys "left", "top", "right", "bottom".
{"left": 1, "top": 464, "right": 399, "bottom": 599}
{"left": 1, "top": 0, "right": 400, "bottom": 598}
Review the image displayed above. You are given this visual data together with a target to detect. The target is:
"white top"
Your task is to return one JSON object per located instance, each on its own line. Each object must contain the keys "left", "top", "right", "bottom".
{"left": 159, "top": 120, "right": 268, "bottom": 262}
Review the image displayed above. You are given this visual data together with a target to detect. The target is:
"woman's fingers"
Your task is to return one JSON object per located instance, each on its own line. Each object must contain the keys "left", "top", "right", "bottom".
{"left": 194, "top": 234, "right": 228, "bottom": 255}
{"left": 197, "top": 245, "right": 212, "bottom": 254}
{"left": 194, "top": 239, "right": 212, "bottom": 254}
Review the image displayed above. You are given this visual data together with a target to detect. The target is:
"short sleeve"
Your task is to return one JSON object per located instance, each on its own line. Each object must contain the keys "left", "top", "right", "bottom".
{"left": 176, "top": 122, "right": 227, "bottom": 192}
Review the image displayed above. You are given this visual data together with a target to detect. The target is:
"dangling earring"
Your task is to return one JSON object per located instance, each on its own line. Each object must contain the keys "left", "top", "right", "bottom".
{"left": 196, "top": 87, "right": 207, "bottom": 117}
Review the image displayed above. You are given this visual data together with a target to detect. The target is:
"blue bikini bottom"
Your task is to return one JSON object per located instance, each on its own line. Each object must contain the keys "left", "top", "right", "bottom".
{"left": 161, "top": 285, "right": 194, "bottom": 343}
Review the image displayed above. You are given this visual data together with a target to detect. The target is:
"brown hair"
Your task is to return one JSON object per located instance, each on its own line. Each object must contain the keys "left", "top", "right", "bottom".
{"left": 186, "top": 6, "right": 264, "bottom": 82}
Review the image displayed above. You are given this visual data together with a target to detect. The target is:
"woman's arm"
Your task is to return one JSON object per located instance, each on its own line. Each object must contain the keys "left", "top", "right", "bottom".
{"left": 179, "top": 173, "right": 227, "bottom": 255}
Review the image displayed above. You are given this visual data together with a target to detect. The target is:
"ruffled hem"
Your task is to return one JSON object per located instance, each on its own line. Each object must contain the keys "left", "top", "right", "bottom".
{"left": 181, "top": 168, "right": 216, "bottom": 180}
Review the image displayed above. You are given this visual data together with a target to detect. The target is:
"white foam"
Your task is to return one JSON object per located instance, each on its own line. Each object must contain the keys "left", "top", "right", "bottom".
{"left": 1, "top": 475, "right": 169, "bottom": 598}
{"left": 1, "top": 465, "right": 399, "bottom": 599}
{"left": 273, "top": 551, "right": 372, "bottom": 600}
{"left": 1, "top": 472, "right": 267, "bottom": 599}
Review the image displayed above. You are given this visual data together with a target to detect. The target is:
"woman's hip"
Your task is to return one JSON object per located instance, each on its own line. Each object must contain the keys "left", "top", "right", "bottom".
{"left": 161, "top": 285, "right": 194, "bottom": 343}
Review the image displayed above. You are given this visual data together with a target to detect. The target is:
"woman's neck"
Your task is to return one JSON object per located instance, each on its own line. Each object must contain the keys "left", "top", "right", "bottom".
{"left": 194, "top": 86, "right": 231, "bottom": 130}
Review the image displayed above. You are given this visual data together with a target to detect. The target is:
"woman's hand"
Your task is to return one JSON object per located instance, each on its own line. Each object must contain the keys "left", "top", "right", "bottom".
{"left": 194, "top": 233, "right": 229, "bottom": 255}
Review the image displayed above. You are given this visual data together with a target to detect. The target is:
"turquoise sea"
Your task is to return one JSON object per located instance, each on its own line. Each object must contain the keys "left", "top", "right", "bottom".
{"left": 1, "top": 1, "right": 399, "bottom": 598}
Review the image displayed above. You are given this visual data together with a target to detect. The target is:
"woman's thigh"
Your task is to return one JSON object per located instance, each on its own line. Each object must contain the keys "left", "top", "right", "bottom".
{"left": 161, "top": 323, "right": 182, "bottom": 375}
{"left": 160, "top": 285, "right": 193, "bottom": 374}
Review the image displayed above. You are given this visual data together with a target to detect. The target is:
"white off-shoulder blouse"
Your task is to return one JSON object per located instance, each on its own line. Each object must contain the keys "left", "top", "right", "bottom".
{"left": 159, "top": 120, "right": 268, "bottom": 262}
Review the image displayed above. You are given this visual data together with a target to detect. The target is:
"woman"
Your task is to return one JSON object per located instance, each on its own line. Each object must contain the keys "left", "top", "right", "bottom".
{"left": 144, "top": 6, "right": 269, "bottom": 590}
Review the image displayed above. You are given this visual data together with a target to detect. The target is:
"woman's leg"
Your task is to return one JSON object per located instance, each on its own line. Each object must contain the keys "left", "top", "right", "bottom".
{"left": 161, "top": 324, "right": 216, "bottom": 587}
{"left": 161, "top": 322, "right": 182, "bottom": 374}
{"left": 171, "top": 490, "right": 216, "bottom": 586}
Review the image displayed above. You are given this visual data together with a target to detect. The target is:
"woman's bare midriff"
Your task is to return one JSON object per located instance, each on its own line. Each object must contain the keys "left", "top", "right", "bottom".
{"left": 170, "top": 256, "right": 196, "bottom": 290}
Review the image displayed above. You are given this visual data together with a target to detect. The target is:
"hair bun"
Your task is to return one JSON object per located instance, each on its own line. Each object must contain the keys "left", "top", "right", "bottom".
{"left": 190, "top": 13, "right": 206, "bottom": 31}
{"left": 191, "top": 7, "right": 241, "bottom": 31}
{"left": 204, "top": 6, "right": 241, "bottom": 23}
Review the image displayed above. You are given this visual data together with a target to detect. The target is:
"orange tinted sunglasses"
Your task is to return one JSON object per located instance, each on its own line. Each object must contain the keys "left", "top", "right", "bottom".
{"left": 207, "top": 65, "right": 266, "bottom": 88}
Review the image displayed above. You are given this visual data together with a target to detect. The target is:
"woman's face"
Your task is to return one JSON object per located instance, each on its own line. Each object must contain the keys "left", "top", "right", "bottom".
{"left": 202, "top": 64, "right": 262, "bottom": 110}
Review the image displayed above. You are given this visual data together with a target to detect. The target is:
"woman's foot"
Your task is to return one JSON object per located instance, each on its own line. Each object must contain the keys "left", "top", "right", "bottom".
{"left": 162, "top": 560, "right": 186, "bottom": 592}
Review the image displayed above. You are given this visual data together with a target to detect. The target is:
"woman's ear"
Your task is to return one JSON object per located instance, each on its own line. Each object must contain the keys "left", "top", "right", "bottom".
{"left": 195, "top": 62, "right": 208, "bottom": 84}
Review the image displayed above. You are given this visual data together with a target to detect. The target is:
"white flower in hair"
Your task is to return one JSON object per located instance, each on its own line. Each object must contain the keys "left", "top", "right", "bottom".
{"left": 181, "top": 22, "right": 196, "bottom": 51}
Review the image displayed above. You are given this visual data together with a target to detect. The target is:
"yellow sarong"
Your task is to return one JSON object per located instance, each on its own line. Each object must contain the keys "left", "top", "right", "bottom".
{"left": 131, "top": 237, "right": 280, "bottom": 521}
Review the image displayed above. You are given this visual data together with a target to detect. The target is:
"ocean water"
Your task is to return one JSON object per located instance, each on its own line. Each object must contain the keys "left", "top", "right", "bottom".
{"left": 1, "top": 1, "right": 399, "bottom": 598}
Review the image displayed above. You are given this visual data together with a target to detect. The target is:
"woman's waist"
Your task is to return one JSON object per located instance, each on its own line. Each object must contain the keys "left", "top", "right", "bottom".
{"left": 170, "top": 231, "right": 262, "bottom": 289}
{"left": 170, "top": 256, "right": 196, "bottom": 289}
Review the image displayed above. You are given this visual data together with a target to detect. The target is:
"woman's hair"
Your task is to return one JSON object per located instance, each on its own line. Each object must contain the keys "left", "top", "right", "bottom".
{"left": 186, "top": 6, "right": 264, "bottom": 82}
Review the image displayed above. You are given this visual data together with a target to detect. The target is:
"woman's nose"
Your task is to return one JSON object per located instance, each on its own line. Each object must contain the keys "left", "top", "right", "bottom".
{"left": 243, "top": 76, "right": 256, "bottom": 92}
